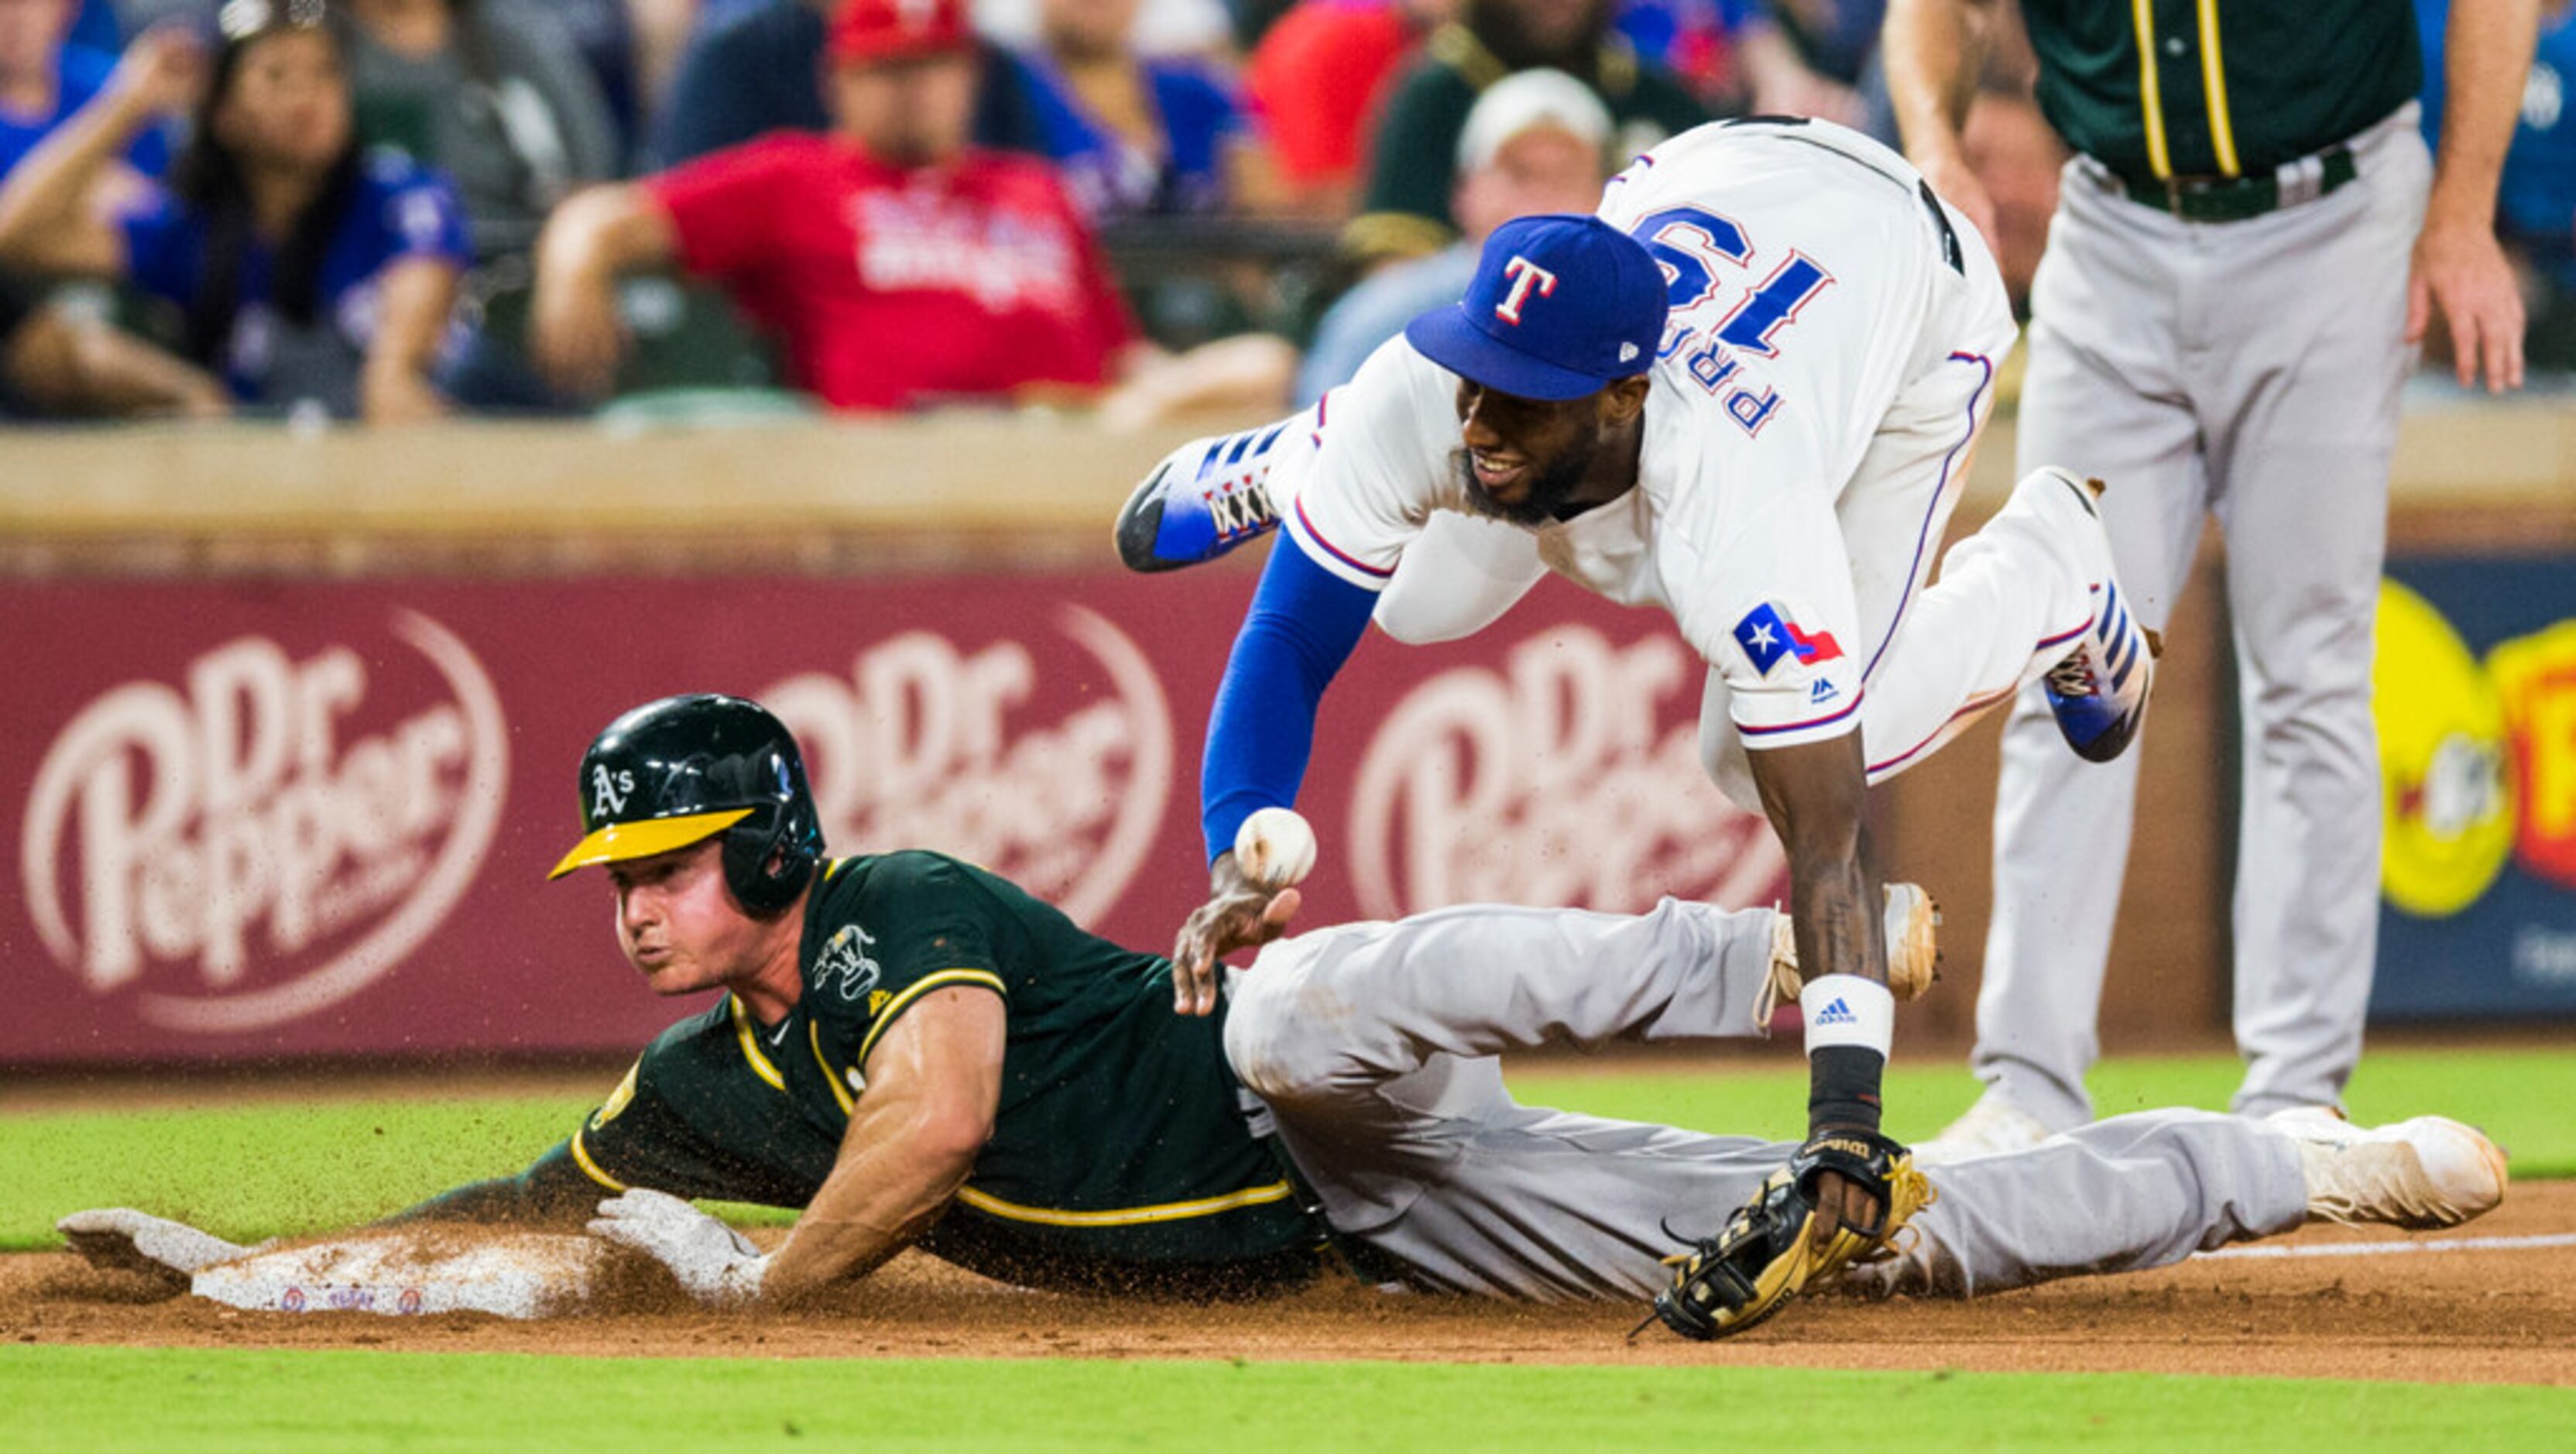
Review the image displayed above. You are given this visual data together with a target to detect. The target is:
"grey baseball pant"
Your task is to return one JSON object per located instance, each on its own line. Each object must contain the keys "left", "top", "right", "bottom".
{"left": 1977, "top": 104, "right": 2433, "bottom": 1127}
{"left": 1223, "top": 899, "right": 2308, "bottom": 1301}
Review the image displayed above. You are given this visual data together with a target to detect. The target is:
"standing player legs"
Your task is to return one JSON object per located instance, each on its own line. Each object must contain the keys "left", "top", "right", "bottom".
{"left": 1849, "top": 1109, "right": 2309, "bottom": 1298}
{"left": 2204, "top": 121, "right": 2427, "bottom": 1116}
{"left": 1967, "top": 172, "right": 2214, "bottom": 1134}
{"left": 1224, "top": 899, "right": 1793, "bottom": 1299}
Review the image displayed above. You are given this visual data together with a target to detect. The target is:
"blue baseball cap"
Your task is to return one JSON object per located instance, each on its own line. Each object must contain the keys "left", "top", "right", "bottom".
{"left": 1404, "top": 214, "right": 1669, "bottom": 402}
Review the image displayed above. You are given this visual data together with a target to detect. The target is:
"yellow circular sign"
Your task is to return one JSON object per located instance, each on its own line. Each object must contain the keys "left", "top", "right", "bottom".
{"left": 2374, "top": 581, "right": 2515, "bottom": 917}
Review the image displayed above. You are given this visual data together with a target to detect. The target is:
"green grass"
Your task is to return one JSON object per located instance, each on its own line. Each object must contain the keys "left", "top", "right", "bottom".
{"left": 5, "top": 1047, "right": 2569, "bottom": 1250}
{"left": 2, "top": 1346, "right": 2570, "bottom": 1452}
{"left": 0, "top": 1096, "right": 599, "bottom": 1249}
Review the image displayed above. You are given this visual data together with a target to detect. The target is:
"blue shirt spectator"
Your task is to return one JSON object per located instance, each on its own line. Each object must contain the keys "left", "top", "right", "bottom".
{"left": 1017, "top": 52, "right": 1241, "bottom": 218}
{"left": 118, "top": 149, "right": 470, "bottom": 409}
{"left": 0, "top": 15, "right": 469, "bottom": 421}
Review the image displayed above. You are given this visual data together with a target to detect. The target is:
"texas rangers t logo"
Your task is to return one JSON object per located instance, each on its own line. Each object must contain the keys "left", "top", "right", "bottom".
{"left": 1734, "top": 602, "right": 1844, "bottom": 676}
{"left": 1494, "top": 256, "right": 1559, "bottom": 324}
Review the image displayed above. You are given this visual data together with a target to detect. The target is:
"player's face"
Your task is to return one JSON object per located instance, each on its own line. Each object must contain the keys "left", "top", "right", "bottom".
{"left": 1451, "top": 378, "right": 1605, "bottom": 524}
{"left": 605, "top": 841, "right": 767, "bottom": 996}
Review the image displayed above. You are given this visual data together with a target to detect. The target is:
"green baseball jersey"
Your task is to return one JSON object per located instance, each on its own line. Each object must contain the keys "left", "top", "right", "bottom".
{"left": 1346, "top": 26, "right": 1710, "bottom": 261}
{"left": 566, "top": 851, "right": 1325, "bottom": 1295}
{"left": 2019, "top": 0, "right": 2420, "bottom": 181}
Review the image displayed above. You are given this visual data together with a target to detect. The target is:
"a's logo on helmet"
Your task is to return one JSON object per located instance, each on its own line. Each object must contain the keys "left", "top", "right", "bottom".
{"left": 763, "top": 605, "right": 1170, "bottom": 927}
{"left": 1346, "top": 625, "right": 1783, "bottom": 919}
{"left": 19, "top": 609, "right": 509, "bottom": 1034}
{"left": 590, "top": 765, "right": 634, "bottom": 819}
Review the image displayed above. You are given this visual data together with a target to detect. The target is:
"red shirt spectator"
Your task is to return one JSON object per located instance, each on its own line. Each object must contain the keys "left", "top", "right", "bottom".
{"left": 530, "top": 0, "right": 1137, "bottom": 413}
{"left": 645, "top": 133, "right": 1131, "bottom": 410}
{"left": 1246, "top": 0, "right": 1428, "bottom": 195}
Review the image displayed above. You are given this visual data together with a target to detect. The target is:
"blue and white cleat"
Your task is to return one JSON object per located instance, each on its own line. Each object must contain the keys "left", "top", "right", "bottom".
{"left": 1114, "top": 420, "right": 1293, "bottom": 573}
{"left": 2029, "top": 468, "right": 2160, "bottom": 763}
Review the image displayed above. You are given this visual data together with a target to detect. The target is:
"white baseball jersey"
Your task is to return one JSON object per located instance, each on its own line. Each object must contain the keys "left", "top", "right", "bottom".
{"left": 1274, "top": 118, "right": 2022, "bottom": 750}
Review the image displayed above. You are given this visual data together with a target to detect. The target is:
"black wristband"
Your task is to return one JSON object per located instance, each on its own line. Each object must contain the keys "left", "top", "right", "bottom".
{"left": 1807, "top": 1044, "right": 1885, "bottom": 1136}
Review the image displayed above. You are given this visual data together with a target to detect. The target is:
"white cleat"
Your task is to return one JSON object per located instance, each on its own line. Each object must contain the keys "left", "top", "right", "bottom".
{"left": 1761, "top": 882, "right": 1941, "bottom": 1022}
{"left": 1911, "top": 1089, "right": 2053, "bottom": 1166}
{"left": 2269, "top": 1108, "right": 2508, "bottom": 1230}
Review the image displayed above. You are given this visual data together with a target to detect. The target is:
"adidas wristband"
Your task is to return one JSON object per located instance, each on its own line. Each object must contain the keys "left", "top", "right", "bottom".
{"left": 1799, "top": 974, "right": 1895, "bottom": 1059}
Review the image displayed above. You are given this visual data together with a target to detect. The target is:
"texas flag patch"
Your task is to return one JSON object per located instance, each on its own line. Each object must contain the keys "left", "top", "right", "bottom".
{"left": 1734, "top": 602, "right": 1844, "bottom": 676}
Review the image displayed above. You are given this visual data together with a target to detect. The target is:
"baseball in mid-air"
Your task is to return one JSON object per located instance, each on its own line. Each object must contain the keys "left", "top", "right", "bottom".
{"left": 1233, "top": 807, "right": 1318, "bottom": 890}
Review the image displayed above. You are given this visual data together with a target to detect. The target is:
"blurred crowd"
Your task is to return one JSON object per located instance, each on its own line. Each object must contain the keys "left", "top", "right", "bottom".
{"left": 0, "top": 0, "right": 2561, "bottom": 424}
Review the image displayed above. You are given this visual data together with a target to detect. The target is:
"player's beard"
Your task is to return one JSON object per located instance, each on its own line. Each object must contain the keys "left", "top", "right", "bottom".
{"left": 1453, "top": 430, "right": 1600, "bottom": 526}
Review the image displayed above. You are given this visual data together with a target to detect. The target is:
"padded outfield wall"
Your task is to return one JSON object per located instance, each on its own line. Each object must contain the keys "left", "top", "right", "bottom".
{"left": 2, "top": 403, "right": 2570, "bottom": 1064}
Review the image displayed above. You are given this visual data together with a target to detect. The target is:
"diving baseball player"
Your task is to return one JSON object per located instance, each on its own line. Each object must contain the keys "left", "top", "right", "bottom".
{"left": 1880, "top": 0, "right": 2536, "bottom": 1157}
{"left": 1120, "top": 117, "right": 2163, "bottom": 1252}
{"left": 63, "top": 694, "right": 2509, "bottom": 1337}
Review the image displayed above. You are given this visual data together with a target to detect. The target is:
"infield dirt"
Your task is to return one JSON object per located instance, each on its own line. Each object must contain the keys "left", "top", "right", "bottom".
{"left": 6, "top": 1184, "right": 2571, "bottom": 1384}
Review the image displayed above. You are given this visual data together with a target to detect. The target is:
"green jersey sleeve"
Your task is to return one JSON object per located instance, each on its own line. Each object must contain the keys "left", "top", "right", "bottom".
{"left": 805, "top": 852, "right": 1014, "bottom": 1075}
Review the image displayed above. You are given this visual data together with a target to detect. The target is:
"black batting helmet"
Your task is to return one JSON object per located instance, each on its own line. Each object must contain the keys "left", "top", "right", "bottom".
{"left": 547, "top": 694, "right": 825, "bottom": 915}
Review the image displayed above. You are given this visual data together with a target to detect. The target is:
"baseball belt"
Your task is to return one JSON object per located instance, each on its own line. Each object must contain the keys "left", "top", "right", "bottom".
{"left": 2110, "top": 146, "right": 2359, "bottom": 224}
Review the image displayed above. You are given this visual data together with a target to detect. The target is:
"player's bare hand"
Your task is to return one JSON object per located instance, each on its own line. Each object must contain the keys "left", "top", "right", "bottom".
{"left": 1171, "top": 853, "right": 1301, "bottom": 1017}
{"left": 2409, "top": 212, "right": 2526, "bottom": 394}
{"left": 105, "top": 27, "right": 207, "bottom": 121}
{"left": 1806, "top": 1166, "right": 1889, "bottom": 1253}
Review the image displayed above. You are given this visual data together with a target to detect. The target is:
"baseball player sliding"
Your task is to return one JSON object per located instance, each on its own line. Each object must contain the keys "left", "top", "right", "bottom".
{"left": 1123, "top": 117, "right": 2163, "bottom": 1253}
{"left": 63, "top": 695, "right": 2506, "bottom": 1336}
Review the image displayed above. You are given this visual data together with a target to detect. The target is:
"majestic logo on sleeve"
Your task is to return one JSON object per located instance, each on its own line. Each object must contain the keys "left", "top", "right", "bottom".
{"left": 19, "top": 610, "right": 508, "bottom": 1034}
{"left": 1733, "top": 602, "right": 1844, "bottom": 676}
{"left": 1494, "top": 256, "right": 1559, "bottom": 324}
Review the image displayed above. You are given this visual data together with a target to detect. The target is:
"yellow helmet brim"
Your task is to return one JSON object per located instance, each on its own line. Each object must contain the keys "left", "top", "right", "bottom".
{"left": 547, "top": 808, "right": 756, "bottom": 880}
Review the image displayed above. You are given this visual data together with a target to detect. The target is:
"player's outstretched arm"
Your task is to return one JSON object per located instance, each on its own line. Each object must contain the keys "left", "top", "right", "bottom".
{"left": 1175, "top": 531, "right": 1375, "bottom": 1013}
{"left": 56, "top": 1209, "right": 255, "bottom": 1294}
{"left": 590, "top": 989, "right": 1007, "bottom": 1308}
{"left": 1746, "top": 731, "right": 1899, "bottom": 1249}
